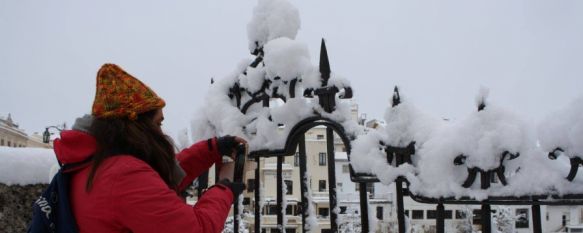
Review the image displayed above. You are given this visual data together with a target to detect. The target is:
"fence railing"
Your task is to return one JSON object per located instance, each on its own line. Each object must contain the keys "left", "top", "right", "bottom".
{"left": 197, "top": 38, "right": 583, "bottom": 233}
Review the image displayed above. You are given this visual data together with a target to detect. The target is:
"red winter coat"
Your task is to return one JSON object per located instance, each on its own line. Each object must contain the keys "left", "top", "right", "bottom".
{"left": 54, "top": 130, "right": 233, "bottom": 233}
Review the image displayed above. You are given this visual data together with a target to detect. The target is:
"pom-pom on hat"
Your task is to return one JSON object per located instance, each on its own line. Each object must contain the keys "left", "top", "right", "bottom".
{"left": 91, "top": 64, "right": 165, "bottom": 120}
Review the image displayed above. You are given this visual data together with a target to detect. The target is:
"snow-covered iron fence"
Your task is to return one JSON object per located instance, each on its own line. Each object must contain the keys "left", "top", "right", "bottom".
{"left": 239, "top": 40, "right": 353, "bottom": 233}
{"left": 192, "top": 1, "right": 583, "bottom": 232}
{"left": 347, "top": 87, "right": 583, "bottom": 233}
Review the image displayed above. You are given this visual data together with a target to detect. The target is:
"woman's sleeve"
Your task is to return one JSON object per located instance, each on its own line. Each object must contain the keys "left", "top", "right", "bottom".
{"left": 113, "top": 159, "right": 233, "bottom": 233}
{"left": 176, "top": 138, "right": 222, "bottom": 191}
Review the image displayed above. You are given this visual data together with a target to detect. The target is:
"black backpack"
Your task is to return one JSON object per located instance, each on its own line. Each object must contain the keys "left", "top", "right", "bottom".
{"left": 27, "top": 161, "right": 88, "bottom": 233}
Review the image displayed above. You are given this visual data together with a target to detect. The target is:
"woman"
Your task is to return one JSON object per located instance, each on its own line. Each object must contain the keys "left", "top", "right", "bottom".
{"left": 53, "top": 64, "right": 244, "bottom": 232}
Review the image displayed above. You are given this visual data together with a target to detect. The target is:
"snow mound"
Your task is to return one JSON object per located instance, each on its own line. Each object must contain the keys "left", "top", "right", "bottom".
{"left": 538, "top": 96, "right": 583, "bottom": 158}
{"left": 247, "top": 0, "right": 300, "bottom": 54}
{"left": 0, "top": 147, "right": 57, "bottom": 185}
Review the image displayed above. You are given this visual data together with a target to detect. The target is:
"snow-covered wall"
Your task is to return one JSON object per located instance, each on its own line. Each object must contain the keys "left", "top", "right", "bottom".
{"left": 0, "top": 147, "right": 57, "bottom": 185}
{"left": 0, "top": 147, "right": 56, "bottom": 232}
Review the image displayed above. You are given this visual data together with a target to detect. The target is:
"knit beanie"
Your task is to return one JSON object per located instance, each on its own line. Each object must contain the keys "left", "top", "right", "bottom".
{"left": 91, "top": 64, "right": 165, "bottom": 120}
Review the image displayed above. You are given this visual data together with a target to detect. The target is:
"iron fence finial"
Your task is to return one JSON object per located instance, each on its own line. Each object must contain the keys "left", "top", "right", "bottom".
{"left": 319, "top": 38, "right": 331, "bottom": 86}
{"left": 392, "top": 86, "right": 401, "bottom": 107}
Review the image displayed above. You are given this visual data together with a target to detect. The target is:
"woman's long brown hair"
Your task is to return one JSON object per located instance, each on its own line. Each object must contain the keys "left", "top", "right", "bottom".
{"left": 85, "top": 110, "right": 177, "bottom": 192}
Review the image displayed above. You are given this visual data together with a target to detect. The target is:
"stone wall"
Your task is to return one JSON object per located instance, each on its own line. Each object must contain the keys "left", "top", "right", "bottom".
{"left": 0, "top": 183, "right": 46, "bottom": 233}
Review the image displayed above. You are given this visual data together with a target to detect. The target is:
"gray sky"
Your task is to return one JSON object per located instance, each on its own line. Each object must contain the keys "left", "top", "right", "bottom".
{"left": 1, "top": 0, "right": 582, "bottom": 141}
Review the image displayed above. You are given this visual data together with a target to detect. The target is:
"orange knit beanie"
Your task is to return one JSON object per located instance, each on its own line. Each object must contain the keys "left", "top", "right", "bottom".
{"left": 91, "top": 64, "right": 165, "bottom": 120}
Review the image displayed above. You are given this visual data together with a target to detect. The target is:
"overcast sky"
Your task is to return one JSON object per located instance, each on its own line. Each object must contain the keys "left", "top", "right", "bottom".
{"left": 1, "top": 0, "right": 582, "bottom": 141}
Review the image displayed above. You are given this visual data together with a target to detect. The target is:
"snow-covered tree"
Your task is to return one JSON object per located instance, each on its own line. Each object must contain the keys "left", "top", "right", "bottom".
{"left": 222, "top": 215, "right": 249, "bottom": 233}
{"left": 455, "top": 206, "right": 475, "bottom": 233}
{"left": 338, "top": 206, "right": 362, "bottom": 233}
{"left": 494, "top": 206, "right": 516, "bottom": 233}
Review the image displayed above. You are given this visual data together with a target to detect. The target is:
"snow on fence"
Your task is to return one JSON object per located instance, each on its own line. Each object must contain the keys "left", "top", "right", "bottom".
{"left": 192, "top": 0, "right": 583, "bottom": 233}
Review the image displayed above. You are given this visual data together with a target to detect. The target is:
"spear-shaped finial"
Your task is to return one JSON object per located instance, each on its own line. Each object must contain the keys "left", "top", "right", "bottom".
{"left": 476, "top": 87, "right": 489, "bottom": 112}
{"left": 319, "top": 38, "right": 331, "bottom": 86}
{"left": 392, "top": 86, "right": 401, "bottom": 107}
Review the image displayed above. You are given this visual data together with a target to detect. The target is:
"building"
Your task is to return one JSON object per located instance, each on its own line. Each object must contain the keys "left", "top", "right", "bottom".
{"left": 335, "top": 151, "right": 393, "bottom": 232}
{"left": 0, "top": 114, "right": 28, "bottom": 148}
{"left": 543, "top": 205, "right": 583, "bottom": 233}
{"left": 0, "top": 114, "right": 52, "bottom": 148}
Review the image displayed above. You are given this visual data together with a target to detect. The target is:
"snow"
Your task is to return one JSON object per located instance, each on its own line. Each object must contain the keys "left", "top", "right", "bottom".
{"left": 303, "top": 173, "right": 319, "bottom": 233}
{"left": 263, "top": 37, "right": 311, "bottom": 81}
{"left": 0, "top": 146, "right": 57, "bottom": 185}
{"left": 538, "top": 95, "right": 583, "bottom": 158}
{"left": 281, "top": 174, "right": 288, "bottom": 229}
{"left": 247, "top": 0, "right": 300, "bottom": 53}
{"left": 350, "top": 89, "right": 583, "bottom": 199}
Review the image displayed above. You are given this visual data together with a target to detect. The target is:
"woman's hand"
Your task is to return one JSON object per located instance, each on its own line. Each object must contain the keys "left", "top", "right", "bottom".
{"left": 217, "top": 135, "right": 248, "bottom": 159}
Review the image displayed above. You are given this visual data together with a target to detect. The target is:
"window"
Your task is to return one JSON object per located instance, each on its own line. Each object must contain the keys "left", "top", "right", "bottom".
{"left": 376, "top": 206, "right": 383, "bottom": 220}
{"left": 515, "top": 208, "right": 529, "bottom": 228}
{"left": 7, "top": 141, "right": 11, "bottom": 147}
{"left": 294, "top": 152, "right": 300, "bottom": 167}
{"left": 265, "top": 205, "right": 278, "bottom": 215}
{"left": 285, "top": 229, "right": 296, "bottom": 233}
{"left": 404, "top": 210, "right": 409, "bottom": 217}
{"left": 285, "top": 180, "right": 293, "bottom": 195}
{"left": 286, "top": 205, "right": 294, "bottom": 215}
{"left": 243, "top": 197, "right": 250, "bottom": 205}
{"left": 319, "top": 208, "right": 329, "bottom": 217}
{"left": 412, "top": 210, "right": 424, "bottom": 219}
{"left": 455, "top": 210, "right": 467, "bottom": 219}
{"left": 427, "top": 210, "right": 437, "bottom": 219}
{"left": 319, "top": 153, "right": 327, "bottom": 166}
{"left": 316, "top": 134, "right": 324, "bottom": 140}
{"left": 247, "top": 179, "right": 256, "bottom": 192}
{"left": 342, "top": 164, "right": 349, "bottom": 173}
{"left": 319, "top": 180, "right": 326, "bottom": 192}
{"left": 0, "top": 139, "right": 3, "bottom": 146}
{"left": 337, "top": 182, "right": 343, "bottom": 191}
{"left": 340, "top": 206, "right": 347, "bottom": 214}
{"left": 473, "top": 209, "right": 481, "bottom": 225}
{"left": 321, "top": 229, "right": 332, "bottom": 233}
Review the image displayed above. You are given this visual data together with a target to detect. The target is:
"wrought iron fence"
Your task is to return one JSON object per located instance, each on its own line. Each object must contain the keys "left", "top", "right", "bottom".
{"left": 197, "top": 39, "right": 583, "bottom": 233}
